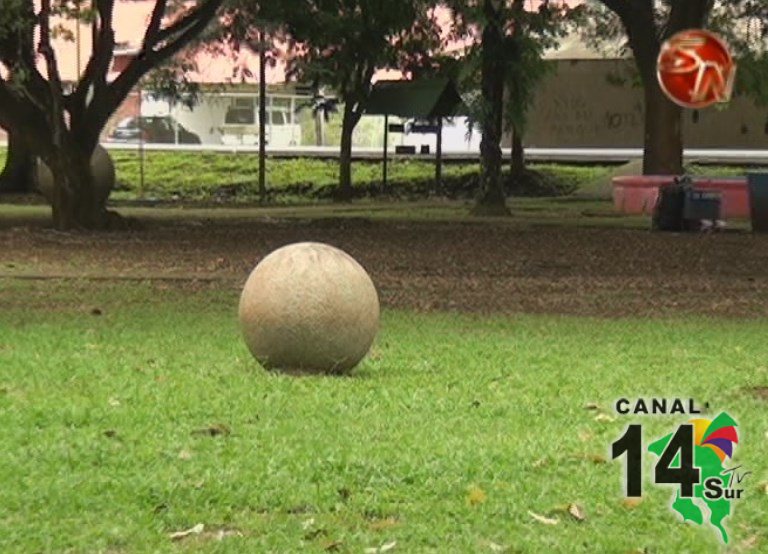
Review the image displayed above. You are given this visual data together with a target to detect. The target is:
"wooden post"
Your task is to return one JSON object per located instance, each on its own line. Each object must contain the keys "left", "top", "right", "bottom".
{"left": 383, "top": 114, "right": 389, "bottom": 187}
{"left": 258, "top": 30, "right": 267, "bottom": 203}
{"left": 138, "top": 90, "right": 145, "bottom": 199}
{"left": 435, "top": 117, "right": 443, "bottom": 192}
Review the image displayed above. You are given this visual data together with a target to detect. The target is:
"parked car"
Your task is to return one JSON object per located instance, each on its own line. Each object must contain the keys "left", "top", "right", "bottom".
{"left": 221, "top": 99, "right": 301, "bottom": 147}
{"left": 108, "top": 116, "right": 202, "bottom": 144}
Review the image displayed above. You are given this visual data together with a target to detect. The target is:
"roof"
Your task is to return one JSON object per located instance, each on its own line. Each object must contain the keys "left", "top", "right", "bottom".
{"left": 364, "top": 79, "right": 466, "bottom": 119}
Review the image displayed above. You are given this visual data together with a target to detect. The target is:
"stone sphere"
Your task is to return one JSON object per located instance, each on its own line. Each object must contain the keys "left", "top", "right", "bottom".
{"left": 239, "top": 242, "right": 380, "bottom": 374}
{"left": 35, "top": 144, "right": 115, "bottom": 204}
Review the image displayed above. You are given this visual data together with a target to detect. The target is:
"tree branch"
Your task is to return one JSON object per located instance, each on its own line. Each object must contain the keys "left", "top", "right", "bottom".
{"left": 0, "top": 79, "right": 55, "bottom": 156}
{"left": 0, "top": 81, "right": 22, "bottom": 130}
{"left": 667, "top": 0, "right": 714, "bottom": 39}
{"left": 36, "top": 0, "right": 70, "bottom": 148}
{"left": 103, "top": 0, "right": 222, "bottom": 130}
{"left": 601, "top": 0, "right": 659, "bottom": 80}
{"left": 71, "top": 0, "right": 116, "bottom": 124}
{"left": 37, "top": 0, "right": 65, "bottom": 102}
{"left": 144, "top": 0, "right": 169, "bottom": 50}
{"left": 598, "top": 0, "right": 632, "bottom": 19}
{"left": 146, "top": 0, "right": 216, "bottom": 51}
{"left": 92, "top": 0, "right": 117, "bottom": 88}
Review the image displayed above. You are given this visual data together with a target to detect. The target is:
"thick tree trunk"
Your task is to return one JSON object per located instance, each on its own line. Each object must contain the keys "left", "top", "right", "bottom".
{"left": 0, "top": 130, "right": 34, "bottom": 193}
{"left": 643, "top": 81, "right": 684, "bottom": 174}
{"left": 510, "top": 126, "right": 525, "bottom": 175}
{"left": 258, "top": 33, "right": 267, "bottom": 203}
{"left": 46, "top": 144, "right": 106, "bottom": 230}
{"left": 338, "top": 103, "right": 358, "bottom": 201}
{"left": 613, "top": 1, "right": 711, "bottom": 176}
{"left": 473, "top": 1, "right": 509, "bottom": 216}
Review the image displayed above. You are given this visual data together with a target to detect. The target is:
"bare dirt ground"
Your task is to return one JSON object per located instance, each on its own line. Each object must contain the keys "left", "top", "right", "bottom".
{"left": 1, "top": 211, "right": 768, "bottom": 317}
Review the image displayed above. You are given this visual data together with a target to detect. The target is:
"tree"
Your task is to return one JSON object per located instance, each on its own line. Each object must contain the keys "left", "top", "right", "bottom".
{"left": 502, "top": 1, "right": 569, "bottom": 177}
{"left": 475, "top": 0, "right": 509, "bottom": 214}
{"left": 709, "top": 1, "right": 768, "bottom": 106}
{"left": 448, "top": 1, "right": 512, "bottom": 214}
{"left": 0, "top": 0, "right": 223, "bottom": 229}
{"left": 218, "top": 2, "right": 294, "bottom": 203}
{"left": 0, "top": 3, "right": 35, "bottom": 194}
{"left": 296, "top": 90, "right": 339, "bottom": 146}
{"left": 581, "top": 1, "right": 768, "bottom": 175}
{"left": 283, "top": 0, "right": 440, "bottom": 200}
{"left": 449, "top": 0, "right": 571, "bottom": 215}
{"left": 142, "top": 58, "right": 202, "bottom": 115}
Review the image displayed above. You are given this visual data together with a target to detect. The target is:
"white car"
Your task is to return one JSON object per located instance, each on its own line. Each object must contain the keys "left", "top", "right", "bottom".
{"left": 221, "top": 101, "right": 301, "bottom": 147}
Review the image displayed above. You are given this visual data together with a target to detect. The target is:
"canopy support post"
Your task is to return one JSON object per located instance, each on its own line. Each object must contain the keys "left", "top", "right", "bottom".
{"left": 435, "top": 117, "right": 443, "bottom": 193}
{"left": 383, "top": 114, "right": 389, "bottom": 188}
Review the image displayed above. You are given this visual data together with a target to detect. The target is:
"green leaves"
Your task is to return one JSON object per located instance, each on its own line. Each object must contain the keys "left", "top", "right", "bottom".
{"left": 447, "top": 1, "right": 575, "bottom": 138}
{"left": 282, "top": 0, "right": 441, "bottom": 103}
{"left": 585, "top": 0, "right": 768, "bottom": 105}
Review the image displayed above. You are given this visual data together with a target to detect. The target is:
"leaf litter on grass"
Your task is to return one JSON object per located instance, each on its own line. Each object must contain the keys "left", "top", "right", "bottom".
{"left": 467, "top": 484, "right": 488, "bottom": 506}
{"left": 191, "top": 423, "right": 231, "bottom": 437}
{"left": 528, "top": 511, "right": 559, "bottom": 525}
{"left": 365, "top": 540, "right": 397, "bottom": 553}
{"left": 6, "top": 216, "right": 768, "bottom": 317}
{"left": 567, "top": 503, "right": 587, "bottom": 522}
{"left": 169, "top": 523, "right": 204, "bottom": 541}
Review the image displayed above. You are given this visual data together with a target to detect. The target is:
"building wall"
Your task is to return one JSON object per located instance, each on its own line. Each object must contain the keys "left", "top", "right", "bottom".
{"left": 110, "top": 88, "right": 391, "bottom": 148}
{"left": 102, "top": 88, "right": 310, "bottom": 147}
{"left": 140, "top": 94, "right": 232, "bottom": 144}
{"left": 522, "top": 59, "right": 768, "bottom": 148}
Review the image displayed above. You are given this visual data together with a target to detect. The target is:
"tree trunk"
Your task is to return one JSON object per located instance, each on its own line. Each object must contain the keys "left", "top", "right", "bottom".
{"left": 258, "top": 32, "right": 267, "bottom": 203}
{"left": 315, "top": 110, "right": 325, "bottom": 146}
{"left": 510, "top": 126, "right": 525, "bottom": 175}
{"left": 612, "top": 1, "right": 711, "bottom": 176}
{"left": 642, "top": 81, "right": 683, "bottom": 175}
{"left": 338, "top": 103, "right": 358, "bottom": 201}
{"left": 47, "top": 144, "right": 106, "bottom": 230}
{"left": 474, "top": 0, "right": 509, "bottom": 216}
{"left": 0, "top": 130, "right": 34, "bottom": 193}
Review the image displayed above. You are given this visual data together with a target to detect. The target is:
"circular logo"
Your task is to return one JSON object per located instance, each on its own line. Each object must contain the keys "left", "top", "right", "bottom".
{"left": 656, "top": 29, "right": 736, "bottom": 109}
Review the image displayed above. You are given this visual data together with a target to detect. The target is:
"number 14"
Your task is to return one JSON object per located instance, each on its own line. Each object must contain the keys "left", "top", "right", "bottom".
{"left": 612, "top": 424, "right": 701, "bottom": 497}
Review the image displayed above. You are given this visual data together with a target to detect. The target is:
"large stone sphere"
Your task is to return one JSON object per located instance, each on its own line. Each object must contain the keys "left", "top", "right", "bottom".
{"left": 239, "top": 242, "right": 380, "bottom": 374}
{"left": 35, "top": 144, "right": 115, "bottom": 204}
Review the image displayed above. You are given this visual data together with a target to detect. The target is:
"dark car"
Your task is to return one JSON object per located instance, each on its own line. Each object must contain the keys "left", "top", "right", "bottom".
{"left": 108, "top": 116, "right": 201, "bottom": 144}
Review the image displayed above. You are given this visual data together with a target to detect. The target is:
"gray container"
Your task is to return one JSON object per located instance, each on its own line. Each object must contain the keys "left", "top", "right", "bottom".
{"left": 747, "top": 172, "right": 768, "bottom": 233}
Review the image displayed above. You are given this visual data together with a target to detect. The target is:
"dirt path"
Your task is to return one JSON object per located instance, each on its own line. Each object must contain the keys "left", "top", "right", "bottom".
{"left": 1, "top": 214, "right": 767, "bottom": 317}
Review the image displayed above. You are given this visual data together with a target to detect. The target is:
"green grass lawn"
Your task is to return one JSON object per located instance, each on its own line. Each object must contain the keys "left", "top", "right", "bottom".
{"left": 0, "top": 146, "right": 608, "bottom": 200}
{"left": 105, "top": 151, "right": 609, "bottom": 202}
{"left": 3, "top": 146, "right": 765, "bottom": 204}
{"left": 0, "top": 196, "right": 656, "bottom": 232}
{"left": 1, "top": 280, "right": 766, "bottom": 552}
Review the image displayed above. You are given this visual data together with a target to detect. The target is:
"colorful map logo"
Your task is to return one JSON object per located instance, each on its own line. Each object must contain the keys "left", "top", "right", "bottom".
{"left": 648, "top": 412, "right": 743, "bottom": 543}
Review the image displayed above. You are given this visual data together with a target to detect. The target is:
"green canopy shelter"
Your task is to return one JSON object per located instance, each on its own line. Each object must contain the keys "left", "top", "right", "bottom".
{"left": 364, "top": 78, "right": 466, "bottom": 190}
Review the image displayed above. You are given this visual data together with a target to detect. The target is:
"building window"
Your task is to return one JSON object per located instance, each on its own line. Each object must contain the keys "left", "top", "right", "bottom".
{"left": 225, "top": 97, "right": 255, "bottom": 125}
{"left": 271, "top": 110, "right": 287, "bottom": 126}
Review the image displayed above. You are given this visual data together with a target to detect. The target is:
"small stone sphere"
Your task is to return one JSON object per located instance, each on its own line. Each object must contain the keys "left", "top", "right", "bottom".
{"left": 35, "top": 144, "right": 115, "bottom": 204}
{"left": 239, "top": 242, "right": 380, "bottom": 374}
